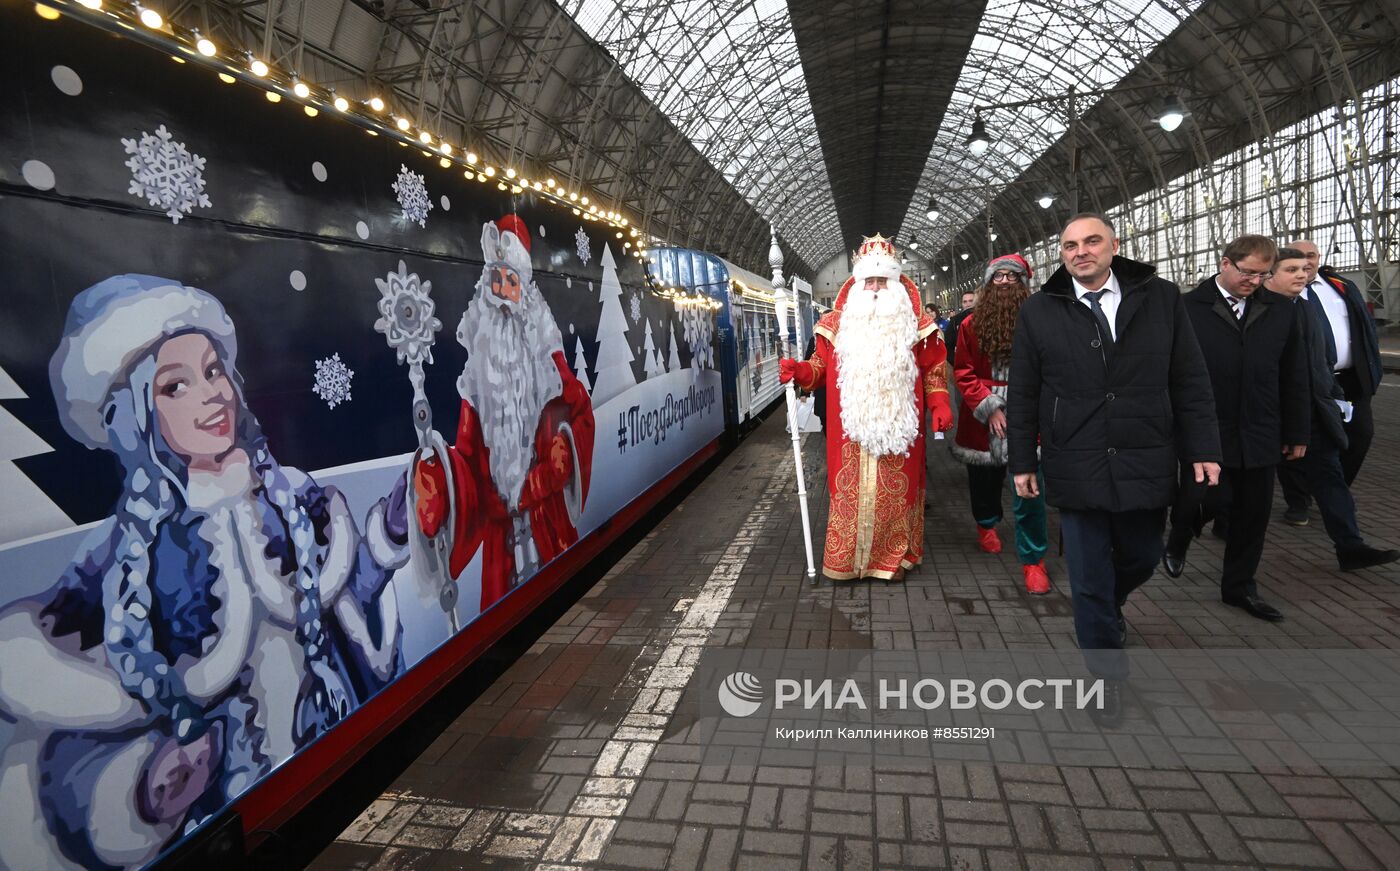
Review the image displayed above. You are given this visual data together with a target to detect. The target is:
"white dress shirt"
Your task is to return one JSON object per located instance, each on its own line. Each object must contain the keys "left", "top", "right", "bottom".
{"left": 1302, "top": 278, "right": 1352, "bottom": 371}
{"left": 1072, "top": 270, "right": 1122, "bottom": 341}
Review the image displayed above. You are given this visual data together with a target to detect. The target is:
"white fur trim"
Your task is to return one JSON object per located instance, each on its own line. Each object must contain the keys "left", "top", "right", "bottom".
{"left": 852, "top": 252, "right": 902, "bottom": 283}
{"left": 949, "top": 441, "right": 999, "bottom": 467}
{"left": 972, "top": 393, "right": 1005, "bottom": 424}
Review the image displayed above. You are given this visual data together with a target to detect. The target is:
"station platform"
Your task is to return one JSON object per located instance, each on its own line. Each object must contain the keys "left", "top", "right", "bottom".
{"left": 309, "top": 375, "right": 1400, "bottom": 871}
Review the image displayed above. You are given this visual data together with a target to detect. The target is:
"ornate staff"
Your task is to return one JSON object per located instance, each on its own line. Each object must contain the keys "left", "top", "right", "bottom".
{"left": 374, "top": 261, "right": 460, "bottom": 632}
{"left": 770, "top": 229, "right": 818, "bottom": 583}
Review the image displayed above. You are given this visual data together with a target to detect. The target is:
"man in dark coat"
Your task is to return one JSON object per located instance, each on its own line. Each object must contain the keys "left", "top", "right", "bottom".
{"left": 1009, "top": 213, "right": 1220, "bottom": 721}
{"left": 1281, "top": 241, "right": 1384, "bottom": 505}
{"left": 1161, "top": 236, "right": 1309, "bottom": 622}
{"left": 1267, "top": 249, "right": 1398, "bottom": 572}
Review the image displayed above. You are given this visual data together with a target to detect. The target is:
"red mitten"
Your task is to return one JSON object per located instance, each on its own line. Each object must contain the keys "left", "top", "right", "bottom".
{"left": 413, "top": 457, "right": 449, "bottom": 537}
{"left": 929, "top": 395, "right": 953, "bottom": 433}
{"left": 778, "top": 358, "right": 798, "bottom": 384}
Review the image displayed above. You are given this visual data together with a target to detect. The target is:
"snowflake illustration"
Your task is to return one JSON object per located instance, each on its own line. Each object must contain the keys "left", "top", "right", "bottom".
{"left": 629, "top": 292, "right": 642, "bottom": 323}
{"left": 575, "top": 226, "right": 592, "bottom": 265}
{"left": 682, "top": 307, "right": 715, "bottom": 368}
{"left": 312, "top": 353, "right": 354, "bottom": 409}
{"left": 392, "top": 164, "right": 432, "bottom": 228}
{"left": 121, "top": 124, "right": 212, "bottom": 224}
{"left": 374, "top": 260, "right": 442, "bottom": 366}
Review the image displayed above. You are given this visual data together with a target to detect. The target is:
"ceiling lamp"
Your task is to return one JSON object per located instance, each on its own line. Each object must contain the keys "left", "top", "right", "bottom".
{"left": 908, "top": 237, "right": 920, "bottom": 251}
{"left": 989, "top": 231, "right": 999, "bottom": 242}
{"left": 960, "top": 251, "right": 970, "bottom": 261}
{"left": 1157, "top": 95, "right": 1187, "bottom": 132}
{"left": 1037, "top": 192, "right": 1055, "bottom": 209}
{"left": 966, "top": 116, "right": 991, "bottom": 156}
{"left": 925, "top": 198, "right": 939, "bottom": 222}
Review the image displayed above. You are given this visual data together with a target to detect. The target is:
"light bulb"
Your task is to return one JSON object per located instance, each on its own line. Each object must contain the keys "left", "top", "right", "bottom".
{"left": 440, "top": 142, "right": 452, "bottom": 155}
{"left": 78, "top": 0, "right": 102, "bottom": 8}
{"left": 418, "top": 131, "right": 431, "bottom": 144}
{"left": 139, "top": 6, "right": 163, "bottom": 29}
{"left": 196, "top": 37, "right": 216, "bottom": 57}
{"left": 546, "top": 177, "right": 556, "bottom": 188}
{"left": 292, "top": 79, "right": 310, "bottom": 99}
{"left": 505, "top": 167, "right": 517, "bottom": 178}
{"left": 395, "top": 117, "right": 410, "bottom": 131}
{"left": 250, "top": 59, "right": 269, "bottom": 77}
{"left": 960, "top": 252, "right": 969, "bottom": 261}
{"left": 484, "top": 166, "right": 496, "bottom": 177}
{"left": 368, "top": 96, "right": 385, "bottom": 112}
{"left": 333, "top": 96, "right": 349, "bottom": 112}
{"left": 568, "top": 192, "right": 578, "bottom": 201}
{"left": 440, "top": 158, "right": 452, "bottom": 168}
{"left": 580, "top": 196, "right": 589, "bottom": 206}
{"left": 1038, "top": 195, "right": 1054, "bottom": 209}
{"left": 990, "top": 232, "right": 998, "bottom": 241}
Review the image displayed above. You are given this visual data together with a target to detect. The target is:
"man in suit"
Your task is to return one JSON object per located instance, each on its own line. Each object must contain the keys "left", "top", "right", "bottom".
{"left": 1267, "top": 249, "right": 1397, "bottom": 572}
{"left": 1161, "top": 236, "right": 1309, "bottom": 622}
{"left": 1276, "top": 241, "right": 1384, "bottom": 524}
{"left": 1009, "top": 213, "right": 1220, "bottom": 724}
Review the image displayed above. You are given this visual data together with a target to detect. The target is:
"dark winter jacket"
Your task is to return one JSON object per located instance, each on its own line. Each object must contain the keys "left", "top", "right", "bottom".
{"left": 1182, "top": 278, "right": 1310, "bottom": 468}
{"left": 944, "top": 307, "right": 973, "bottom": 371}
{"left": 1293, "top": 296, "right": 1349, "bottom": 450}
{"left": 1317, "top": 265, "right": 1383, "bottom": 396}
{"left": 1007, "top": 255, "right": 1221, "bottom": 511}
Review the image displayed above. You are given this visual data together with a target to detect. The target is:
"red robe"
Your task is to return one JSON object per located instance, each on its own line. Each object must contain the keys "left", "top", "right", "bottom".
{"left": 789, "top": 279, "right": 950, "bottom": 580}
{"left": 951, "top": 313, "right": 1007, "bottom": 467}
{"left": 433, "top": 351, "right": 595, "bottom": 611}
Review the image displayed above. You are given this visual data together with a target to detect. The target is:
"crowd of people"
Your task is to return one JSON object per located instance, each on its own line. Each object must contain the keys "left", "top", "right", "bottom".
{"left": 783, "top": 214, "right": 1395, "bottom": 725}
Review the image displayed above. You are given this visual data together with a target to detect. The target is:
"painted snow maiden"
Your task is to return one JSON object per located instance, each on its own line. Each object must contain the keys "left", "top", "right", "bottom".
{"left": 413, "top": 215, "right": 596, "bottom": 612}
{"left": 0, "top": 275, "right": 410, "bottom": 870}
{"left": 951, "top": 254, "right": 1051, "bottom": 594}
{"left": 779, "top": 234, "right": 954, "bottom": 580}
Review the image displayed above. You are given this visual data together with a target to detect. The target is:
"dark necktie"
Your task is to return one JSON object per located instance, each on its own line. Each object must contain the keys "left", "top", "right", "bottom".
{"left": 1225, "top": 294, "right": 1245, "bottom": 320}
{"left": 1304, "top": 284, "right": 1338, "bottom": 367}
{"left": 1083, "top": 290, "right": 1114, "bottom": 349}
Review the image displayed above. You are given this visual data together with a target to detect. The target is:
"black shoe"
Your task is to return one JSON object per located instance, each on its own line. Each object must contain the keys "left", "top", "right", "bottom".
{"left": 1282, "top": 507, "right": 1309, "bottom": 527}
{"left": 1222, "top": 594, "right": 1283, "bottom": 621}
{"left": 1162, "top": 550, "right": 1185, "bottom": 579}
{"left": 1089, "top": 680, "right": 1124, "bottom": 728}
{"left": 1338, "top": 545, "right": 1400, "bottom": 572}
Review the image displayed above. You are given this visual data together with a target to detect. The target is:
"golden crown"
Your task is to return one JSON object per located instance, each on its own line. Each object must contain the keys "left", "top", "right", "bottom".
{"left": 853, "top": 233, "right": 898, "bottom": 263}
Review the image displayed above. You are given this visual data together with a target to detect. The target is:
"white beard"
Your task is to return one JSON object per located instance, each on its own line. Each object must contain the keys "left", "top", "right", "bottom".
{"left": 456, "top": 276, "right": 564, "bottom": 509}
{"left": 834, "top": 284, "right": 920, "bottom": 457}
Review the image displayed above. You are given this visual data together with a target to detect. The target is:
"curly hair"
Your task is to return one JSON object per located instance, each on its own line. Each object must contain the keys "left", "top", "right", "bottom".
{"left": 973, "top": 277, "right": 1030, "bottom": 365}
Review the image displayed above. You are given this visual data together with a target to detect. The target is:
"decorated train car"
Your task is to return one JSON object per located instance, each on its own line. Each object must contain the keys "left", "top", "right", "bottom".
{"left": 647, "top": 248, "right": 814, "bottom": 430}
{"left": 0, "top": 8, "right": 767, "bottom": 869}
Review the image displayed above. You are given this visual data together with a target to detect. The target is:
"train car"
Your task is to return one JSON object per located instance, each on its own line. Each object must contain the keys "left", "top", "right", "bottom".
{"left": 0, "top": 12, "right": 733, "bottom": 869}
{"left": 647, "top": 248, "right": 812, "bottom": 431}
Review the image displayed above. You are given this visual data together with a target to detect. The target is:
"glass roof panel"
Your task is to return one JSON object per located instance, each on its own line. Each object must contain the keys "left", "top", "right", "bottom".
{"left": 560, "top": 0, "right": 839, "bottom": 267}
{"left": 902, "top": 0, "right": 1204, "bottom": 257}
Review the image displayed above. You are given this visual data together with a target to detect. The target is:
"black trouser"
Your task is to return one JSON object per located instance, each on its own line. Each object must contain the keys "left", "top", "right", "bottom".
{"left": 1336, "top": 368, "right": 1373, "bottom": 486}
{"left": 1169, "top": 464, "right": 1275, "bottom": 601}
{"left": 1282, "top": 440, "right": 1365, "bottom": 553}
{"left": 1060, "top": 507, "right": 1165, "bottom": 678}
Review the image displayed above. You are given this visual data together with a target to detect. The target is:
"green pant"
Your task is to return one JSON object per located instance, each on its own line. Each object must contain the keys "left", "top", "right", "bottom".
{"left": 967, "top": 465, "right": 1048, "bottom": 565}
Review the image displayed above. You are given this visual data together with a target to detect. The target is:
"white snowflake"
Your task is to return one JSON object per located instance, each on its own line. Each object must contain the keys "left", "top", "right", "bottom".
{"left": 629, "top": 292, "right": 642, "bottom": 323}
{"left": 121, "top": 124, "right": 211, "bottom": 224}
{"left": 373, "top": 261, "right": 441, "bottom": 367}
{"left": 575, "top": 226, "right": 592, "bottom": 265}
{"left": 312, "top": 353, "right": 354, "bottom": 409}
{"left": 392, "top": 164, "right": 432, "bottom": 228}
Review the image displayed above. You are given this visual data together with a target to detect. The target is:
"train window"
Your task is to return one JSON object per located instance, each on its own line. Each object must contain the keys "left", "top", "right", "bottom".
{"left": 677, "top": 253, "right": 693, "bottom": 288}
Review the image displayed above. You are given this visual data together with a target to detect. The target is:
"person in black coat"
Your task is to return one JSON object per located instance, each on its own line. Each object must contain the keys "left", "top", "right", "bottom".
{"left": 1008, "top": 213, "right": 1220, "bottom": 711}
{"left": 1267, "top": 250, "right": 1398, "bottom": 572}
{"left": 1162, "top": 236, "right": 1310, "bottom": 622}
{"left": 1284, "top": 241, "right": 1384, "bottom": 497}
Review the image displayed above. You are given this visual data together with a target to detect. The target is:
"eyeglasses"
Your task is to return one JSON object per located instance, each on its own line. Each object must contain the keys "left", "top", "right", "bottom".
{"left": 1226, "top": 259, "right": 1272, "bottom": 280}
{"left": 989, "top": 271, "right": 1021, "bottom": 283}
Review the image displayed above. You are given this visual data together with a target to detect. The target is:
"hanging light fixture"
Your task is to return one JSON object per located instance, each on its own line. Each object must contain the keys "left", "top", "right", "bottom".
{"left": 960, "top": 251, "right": 970, "bottom": 261}
{"left": 1037, "top": 192, "right": 1056, "bottom": 209}
{"left": 908, "top": 237, "right": 920, "bottom": 251}
{"left": 989, "top": 231, "right": 999, "bottom": 242}
{"left": 926, "top": 198, "right": 939, "bottom": 222}
{"left": 966, "top": 115, "right": 991, "bottom": 156}
{"left": 1157, "top": 95, "right": 1187, "bottom": 132}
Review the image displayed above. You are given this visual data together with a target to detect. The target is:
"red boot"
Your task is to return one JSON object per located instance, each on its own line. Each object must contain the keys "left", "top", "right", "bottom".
{"left": 977, "top": 526, "right": 1002, "bottom": 554}
{"left": 1023, "top": 562, "right": 1051, "bottom": 595}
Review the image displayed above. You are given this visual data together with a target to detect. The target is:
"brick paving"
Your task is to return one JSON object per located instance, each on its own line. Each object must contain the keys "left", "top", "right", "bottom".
{"left": 309, "top": 374, "right": 1400, "bottom": 870}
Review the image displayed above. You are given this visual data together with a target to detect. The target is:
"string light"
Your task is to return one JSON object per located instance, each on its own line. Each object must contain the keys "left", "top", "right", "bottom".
{"left": 483, "top": 166, "right": 496, "bottom": 177}
{"left": 439, "top": 158, "right": 452, "bottom": 168}
{"left": 368, "top": 96, "right": 385, "bottom": 112}
{"left": 418, "top": 131, "right": 431, "bottom": 144}
{"left": 505, "top": 167, "right": 517, "bottom": 179}
{"left": 333, "top": 95, "right": 349, "bottom": 112}
{"left": 465, "top": 151, "right": 478, "bottom": 164}
{"left": 395, "top": 116, "right": 410, "bottom": 131}
{"left": 292, "top": 78, "right": 310, "bottom": 99}
{"left": 195, "top": 35, "right": 216, "bottom": 57}
{"left": 546, "top": 178, "right": 556, "bottom": 188}
{"left": 137, "top": 6, "right": 162, "bottom": 29}
{"left": 439, "top": 142, "right": 452, "bottom": 155}
{"left": 250, "top": 58, "right": 269, "bottom": 77}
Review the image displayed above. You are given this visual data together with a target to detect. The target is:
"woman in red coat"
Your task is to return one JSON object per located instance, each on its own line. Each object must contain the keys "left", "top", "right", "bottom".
{"left": 951, "top": 255, "right": 1051, "bottom": 593}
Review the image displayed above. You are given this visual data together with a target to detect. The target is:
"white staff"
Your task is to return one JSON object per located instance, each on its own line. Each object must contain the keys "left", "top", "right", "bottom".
{"left": 770, "top": 229, "right": 818, "bottom": 582}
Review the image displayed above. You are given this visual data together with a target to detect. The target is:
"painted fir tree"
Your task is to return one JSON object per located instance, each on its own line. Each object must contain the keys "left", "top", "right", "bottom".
{"left": 666, "top": 320, "right": 683, "bottom": 372}
{"left": 642, "top": 319, "right": 665, "bottom": 377}
{"left": 588, "top": 243, "right": 637, "bottom": 406}
{"left": 572, "top": 337, "right": 593, "bottom": 394}
{"left": 0, "top": 365, "right": 72, "bottom": 544}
